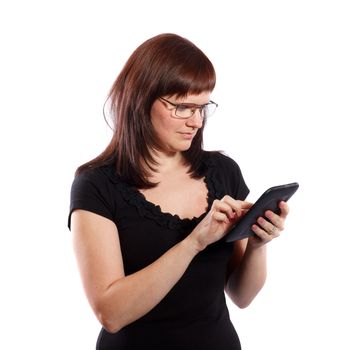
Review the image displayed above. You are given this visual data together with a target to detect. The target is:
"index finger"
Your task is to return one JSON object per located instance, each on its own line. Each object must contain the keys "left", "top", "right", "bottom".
{"left": 238, "top": 200, "right": 254, "bottom": 209}
{"left": 222, "top": 196, "right": 253, "bottom": 216}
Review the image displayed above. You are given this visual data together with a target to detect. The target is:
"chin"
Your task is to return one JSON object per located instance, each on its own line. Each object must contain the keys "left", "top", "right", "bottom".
{"left": 177, "top": 142, "right": 193, "bottom": 152}
{"left": 163, "top": 140, "right": 193, "bottom": 153}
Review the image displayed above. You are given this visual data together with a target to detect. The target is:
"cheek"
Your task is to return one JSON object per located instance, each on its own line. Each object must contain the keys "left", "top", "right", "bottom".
{"left": 150, "top": 105, "right": 179, "bottom": 135}
{"left": 150, "top": 104, "right": 164, "bottom": 130}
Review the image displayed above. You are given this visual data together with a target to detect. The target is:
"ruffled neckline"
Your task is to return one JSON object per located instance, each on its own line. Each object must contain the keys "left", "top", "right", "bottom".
{"left": 101, "top": 153, "right": 225, "bottom": 233}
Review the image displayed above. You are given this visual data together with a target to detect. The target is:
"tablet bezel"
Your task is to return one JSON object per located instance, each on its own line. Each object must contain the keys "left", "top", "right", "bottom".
{"left": 225, "top": 182, "right": 299, "bottom": 243}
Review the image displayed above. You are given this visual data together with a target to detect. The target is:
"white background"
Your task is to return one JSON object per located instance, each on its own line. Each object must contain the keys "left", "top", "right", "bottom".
{"left": 1, "top": 1, "right": 349, "bottom": 349}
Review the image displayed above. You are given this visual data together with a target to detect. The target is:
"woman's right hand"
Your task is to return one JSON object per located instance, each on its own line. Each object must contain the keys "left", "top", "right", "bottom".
{"left": 188, "top": 196, "right": 253, "bottom": 252}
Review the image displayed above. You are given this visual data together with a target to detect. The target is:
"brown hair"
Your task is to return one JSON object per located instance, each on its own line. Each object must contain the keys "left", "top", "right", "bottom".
{"left": 76, "top": 33, "right": 216, "bottom": 188}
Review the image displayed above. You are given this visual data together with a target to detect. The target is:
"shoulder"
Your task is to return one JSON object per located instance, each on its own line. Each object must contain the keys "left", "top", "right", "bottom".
{"left": 204, "top": 151, "right": 250, "bottom": 201}
{"left": 70, "top": 163, "right": 122, "bottom": 208}
{"left": 205, "top": 151, "right": 241, "bottom": 173}
{"left": 72, "top": 163, "right": 120, "bottom": 190}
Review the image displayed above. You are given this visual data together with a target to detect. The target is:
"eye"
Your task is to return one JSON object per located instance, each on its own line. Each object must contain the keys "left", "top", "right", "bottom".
{"left": 176, "top": 104, "right": 189, "bottom": 112}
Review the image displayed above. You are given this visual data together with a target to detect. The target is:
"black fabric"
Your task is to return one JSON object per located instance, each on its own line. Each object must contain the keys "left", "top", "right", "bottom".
{"left": 68, "top": 151, "right": 249, "bottom": 350}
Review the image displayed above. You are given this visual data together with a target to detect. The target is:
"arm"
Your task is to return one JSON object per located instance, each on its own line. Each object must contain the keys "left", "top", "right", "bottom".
{"left": 225, "top": 239, "right": 267, "bottom": 308}
{"left": 225, "top": 201, "right": 289, "bottom": 308}
{"left": 72, "top": 196, "right": 253, "bottom": 333}
{"left": 71, "top": 209, "right": 202, "bottom": 333}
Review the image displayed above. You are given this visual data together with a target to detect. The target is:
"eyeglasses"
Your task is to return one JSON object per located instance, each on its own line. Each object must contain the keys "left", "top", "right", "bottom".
{"left": 159, "top": 97, "right": 218, "bottom": 119}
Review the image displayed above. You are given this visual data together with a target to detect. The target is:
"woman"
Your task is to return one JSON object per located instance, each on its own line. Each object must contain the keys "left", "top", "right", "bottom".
{"left": 68, "top": 33, "right": 289, "bottom": 350}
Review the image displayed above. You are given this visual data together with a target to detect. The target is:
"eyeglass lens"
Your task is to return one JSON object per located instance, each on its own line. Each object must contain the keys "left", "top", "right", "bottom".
{"left": 175, "top": 103, "right": 216, "bottom": 119}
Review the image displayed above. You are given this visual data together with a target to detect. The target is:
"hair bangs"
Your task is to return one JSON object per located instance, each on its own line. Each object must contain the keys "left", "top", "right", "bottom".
{"left": 166, "top": 62, "right": 215, "bottom": 99}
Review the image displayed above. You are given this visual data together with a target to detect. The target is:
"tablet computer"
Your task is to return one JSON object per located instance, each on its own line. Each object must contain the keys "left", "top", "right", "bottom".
{"left": 225, "top": 182, "right": 299, "bottom": 242}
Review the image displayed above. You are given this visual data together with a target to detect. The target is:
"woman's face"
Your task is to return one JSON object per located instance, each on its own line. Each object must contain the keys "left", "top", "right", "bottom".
{"left": 150, "top": 91, "right": 211, "bottom": 154}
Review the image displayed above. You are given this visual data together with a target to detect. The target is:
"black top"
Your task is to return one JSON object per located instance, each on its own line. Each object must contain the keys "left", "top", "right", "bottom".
{"left": 68, "top": 151, "right": 249, "bottom": 350}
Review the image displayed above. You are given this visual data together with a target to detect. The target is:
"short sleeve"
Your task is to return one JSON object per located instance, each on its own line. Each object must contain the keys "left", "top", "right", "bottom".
{"left": 68, "top": 169, "right": 115, "bottom": 230}
{"left": 233, "top": 160, "right": 250, "bottom": 200}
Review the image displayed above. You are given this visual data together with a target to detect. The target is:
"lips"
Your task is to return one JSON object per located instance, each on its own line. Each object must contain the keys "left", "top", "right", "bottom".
{"left": 179, "top": 132, "right": 196, "bottom": 139}
{"left": 179, "top": 131, "right": 196, "bottom": 136}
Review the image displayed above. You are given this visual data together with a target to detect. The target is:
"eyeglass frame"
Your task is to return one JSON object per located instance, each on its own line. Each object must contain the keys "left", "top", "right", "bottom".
{"left": 158, "top": 96, "right": 218, "bottom": 119}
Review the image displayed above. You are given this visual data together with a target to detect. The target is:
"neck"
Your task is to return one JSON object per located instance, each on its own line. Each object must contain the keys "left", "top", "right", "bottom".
{"left": 148, "top": 150, "right": 188, "bottom": 176}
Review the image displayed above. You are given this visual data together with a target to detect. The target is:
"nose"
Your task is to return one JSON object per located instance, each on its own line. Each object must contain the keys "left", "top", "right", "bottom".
{"left": 185, "top": 109, "right": 203, "bottom": 128}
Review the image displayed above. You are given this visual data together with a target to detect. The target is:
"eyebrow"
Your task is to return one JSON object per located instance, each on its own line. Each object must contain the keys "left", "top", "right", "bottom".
{"left": 174, "top": 100, "right": 211, "bottom": 106}
{"left": 159, "top": 97, "right": 211, "bottom": 107}
{"left": 178, "top": 102, "right": 203, "bottom": 107}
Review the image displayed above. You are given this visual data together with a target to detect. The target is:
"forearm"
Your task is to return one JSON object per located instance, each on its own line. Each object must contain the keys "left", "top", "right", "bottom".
{"left": 225, "top": 243, "right": 267, "bottom": 308}
{"left": 96, "top": 235, "right": 200, "bottom": 333}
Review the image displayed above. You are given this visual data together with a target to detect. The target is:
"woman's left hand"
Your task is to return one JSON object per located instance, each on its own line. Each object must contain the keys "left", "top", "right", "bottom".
{"left": 249, "top": 201, "right": 289, "bottom": 248}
